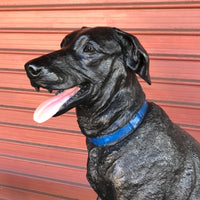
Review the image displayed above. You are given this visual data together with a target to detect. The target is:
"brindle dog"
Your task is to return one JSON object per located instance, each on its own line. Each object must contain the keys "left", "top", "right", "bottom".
{"left": 25, "top": 27, "right": 200, "bottom": 200}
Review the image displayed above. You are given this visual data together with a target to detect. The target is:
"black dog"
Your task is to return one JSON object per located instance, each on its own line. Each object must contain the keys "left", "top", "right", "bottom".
{"left": 25, "top": 27, "right": 200, "bottom": 200}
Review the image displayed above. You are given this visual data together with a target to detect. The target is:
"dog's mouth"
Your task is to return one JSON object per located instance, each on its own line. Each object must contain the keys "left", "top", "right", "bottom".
{"left": 33, "top": 83, "right": 90, "bottom": 123}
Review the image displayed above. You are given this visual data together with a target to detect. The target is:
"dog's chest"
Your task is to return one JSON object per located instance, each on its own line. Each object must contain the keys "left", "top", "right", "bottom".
{"left": 86, "top": 140, "right": 157, "bottom": 200}
{"left": 87, "top": 147, "right": 123, "bottom": 196}
{"left": 87, "top": 147, "right": 120, "bottom": 178}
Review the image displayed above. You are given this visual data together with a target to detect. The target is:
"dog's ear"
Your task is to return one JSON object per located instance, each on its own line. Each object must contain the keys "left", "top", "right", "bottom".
{"left": 113, "top": 28, "right": 151, "bottom": 85}
{"left": 81, "top": 26, "right": 88, "bottom": 29}
{"left": 60, "top": 38, "right": 66, "bottom": 48}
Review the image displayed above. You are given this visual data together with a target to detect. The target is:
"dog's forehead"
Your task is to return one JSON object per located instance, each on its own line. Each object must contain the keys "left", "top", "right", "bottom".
{"left": 81, "top": 27, "right": 114, "bottom": 40}
{"left": 61, "top": 27, "right": 119, "bottom": 50}
{"left": 79, "top": 27, "right": 119, "bottom": 49}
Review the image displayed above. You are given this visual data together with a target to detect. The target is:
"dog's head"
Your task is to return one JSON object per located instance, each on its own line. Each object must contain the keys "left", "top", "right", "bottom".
{"left": 25, "top": 27, "right": 150, "bottom": 123}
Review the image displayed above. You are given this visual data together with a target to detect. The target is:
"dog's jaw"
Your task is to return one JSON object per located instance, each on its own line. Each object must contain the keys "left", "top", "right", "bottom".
{"left": 30, "top": 82, "right": 92, "bottom": 123}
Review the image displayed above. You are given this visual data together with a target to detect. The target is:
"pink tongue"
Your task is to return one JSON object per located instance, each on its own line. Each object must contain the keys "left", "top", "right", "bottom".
{"left": 34, "top": 86, "right": 80, "bottom": 123}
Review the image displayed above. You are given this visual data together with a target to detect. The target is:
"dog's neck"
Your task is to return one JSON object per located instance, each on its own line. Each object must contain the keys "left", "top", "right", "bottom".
{"left": 88, "top": 101, "right": 148, "bottom": 146}
{"left": 76, "top": 71, "right": 146, "bottom": 139}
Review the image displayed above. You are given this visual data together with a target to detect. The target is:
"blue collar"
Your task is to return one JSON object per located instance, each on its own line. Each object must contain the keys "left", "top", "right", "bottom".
{"left": 88, "top": 101, "right": 148, "bottom": 147}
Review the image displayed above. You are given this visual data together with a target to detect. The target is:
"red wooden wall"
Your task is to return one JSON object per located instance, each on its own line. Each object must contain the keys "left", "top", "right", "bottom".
{"left": 0, "top": 1, "right": 200, "bottom": 199}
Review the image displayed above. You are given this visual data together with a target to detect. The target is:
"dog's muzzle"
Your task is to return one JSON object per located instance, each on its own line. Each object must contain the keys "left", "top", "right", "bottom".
{"left": 25, "top": 62, "right": 91, "bottom": 123}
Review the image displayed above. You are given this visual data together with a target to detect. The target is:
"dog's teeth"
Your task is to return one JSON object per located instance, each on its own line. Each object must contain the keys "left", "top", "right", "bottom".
{"left": 35, "top": 86, "right": 40, "bottom": 92}
{"left": 55, "top": 89, "right": 64, "bottom": 95}
{"left": 48, "top": 89, "right": 53, "bottom": 93}
{"left": 55, "top": 90, "right": 60, "bottom": 95}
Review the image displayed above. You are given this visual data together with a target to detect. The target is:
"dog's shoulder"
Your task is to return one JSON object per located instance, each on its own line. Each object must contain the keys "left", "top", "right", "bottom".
{"left": 136, "top": 102, "right": 200, "bottom": 163}
{"left": 144, "top": 102, "right": 200, "bottom": 149}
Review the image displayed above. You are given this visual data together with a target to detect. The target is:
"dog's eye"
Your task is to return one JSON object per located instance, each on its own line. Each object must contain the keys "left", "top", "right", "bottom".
{"left": 83, "top": 43, "right": 95, "bottom": 53}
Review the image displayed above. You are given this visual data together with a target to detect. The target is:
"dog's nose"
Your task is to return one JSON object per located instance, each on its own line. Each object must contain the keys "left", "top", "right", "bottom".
{"left": 26, "top": 64, "right": 42, "bottom": 77}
